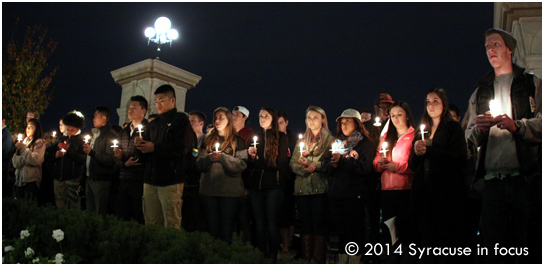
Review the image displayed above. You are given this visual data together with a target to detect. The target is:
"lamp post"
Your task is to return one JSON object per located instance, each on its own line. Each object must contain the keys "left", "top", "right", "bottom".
{"left": 145, "top": 17, "right": 179, "bottom": 60}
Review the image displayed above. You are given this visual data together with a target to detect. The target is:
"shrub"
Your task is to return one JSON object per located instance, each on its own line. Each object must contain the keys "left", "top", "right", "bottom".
{"left": 3, "top": 198, "right": 266, "bottom": 263}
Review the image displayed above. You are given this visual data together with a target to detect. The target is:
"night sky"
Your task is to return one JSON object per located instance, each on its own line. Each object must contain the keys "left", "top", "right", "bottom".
{"left": 3, "top": 2, "right": 495, "bottom": 135}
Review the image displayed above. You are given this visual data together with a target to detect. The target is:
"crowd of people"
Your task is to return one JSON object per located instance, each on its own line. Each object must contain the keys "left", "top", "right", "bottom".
{"left": 2, "top": 28, "right": 541, "bottom": 264}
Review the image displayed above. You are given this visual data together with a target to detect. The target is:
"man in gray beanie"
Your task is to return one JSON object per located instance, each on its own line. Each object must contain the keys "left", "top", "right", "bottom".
{"left": 465, "top": 28, "right": 541, "bottom": 263}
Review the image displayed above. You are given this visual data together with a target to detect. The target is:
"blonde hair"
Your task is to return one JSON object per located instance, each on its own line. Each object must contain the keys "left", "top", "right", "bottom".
{"left": 302, "top": 105, "right": 331, "bottom": 156}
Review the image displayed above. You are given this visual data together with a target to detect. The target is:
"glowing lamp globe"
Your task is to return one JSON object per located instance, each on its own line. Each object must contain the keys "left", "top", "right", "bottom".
{"left": 155, "top": 17, "right": 171, "bottom": 34}
{"left": 145, "top": 27, "right": 155, "bottom": 38}
{"left": 167, "top": 29, "right": 179, "bottom": 40}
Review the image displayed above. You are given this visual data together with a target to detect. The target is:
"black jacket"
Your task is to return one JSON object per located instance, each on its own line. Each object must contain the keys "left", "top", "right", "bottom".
{"left": 84, "top": 123, "right": 117, "bottom": 182}
{"left": 142, "top": 108, "right": 196, "bottom": 186}
{"left": 409, "top": 119, "right": 467, "bottom": 203}
{"left": 52, "top": 134, "right": 86, "bottom": 181}
{"left": 116, "top": 120, "right": 148, "bottom": 183}
{"left": 247, "top": 130, "right": 290, "bottom": 190}
{"left": 323, "top": 136, "right": 376, "bottom": 200}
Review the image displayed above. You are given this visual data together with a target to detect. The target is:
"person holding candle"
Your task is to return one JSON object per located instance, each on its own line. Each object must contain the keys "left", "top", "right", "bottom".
{"left": 135, "top": 85, "right": 196, "bottom": 230}
{"left": 323, "top": 109, "right": 375, "bottom": 264}
{"left": 289, "top": 106, "right": 334, "bottom": 263}
{"left": 465, "top": 28, "right": 542, "bottom": 263}
{"left": 82, "top": 106, "right": 117, "bottom": 215}
{"left": 197, "top": 107, "right": 248, "bottom": 243}
{"left": 246, "top": 107, "right": 289, "bottom": 262}
{"left": 372, "top": 102, "right": 415, "bottom": 258}
{"left": 113, "top": 96, "right": 148, "bottom": 224}
{"left": 409, "top": 88, "right": 468, "bottom": 263}
{"left": 52, "top": 111, "right": 86, "bottom": 209}
{"left": 12, "top": 118, "right": 45, "bottom": 202}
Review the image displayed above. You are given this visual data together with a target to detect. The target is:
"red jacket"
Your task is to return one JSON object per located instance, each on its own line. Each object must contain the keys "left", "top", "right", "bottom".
{"left": 373, "top": 126, "right": 415, "bottom": 190}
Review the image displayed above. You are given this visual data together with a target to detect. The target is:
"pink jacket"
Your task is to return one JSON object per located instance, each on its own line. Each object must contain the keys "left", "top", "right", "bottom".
{"left": 373, "top": 126, "right": 415, "bottom": 191}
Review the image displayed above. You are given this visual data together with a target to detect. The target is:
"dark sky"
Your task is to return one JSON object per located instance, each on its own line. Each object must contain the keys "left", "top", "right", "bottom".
{"left": 3, "top": 2, "right": 494, "bottom": 135}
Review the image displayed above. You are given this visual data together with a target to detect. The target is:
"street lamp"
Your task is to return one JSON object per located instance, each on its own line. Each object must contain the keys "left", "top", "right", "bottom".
{"left": 145, "top": 17, "right": 179, "bottom": 60}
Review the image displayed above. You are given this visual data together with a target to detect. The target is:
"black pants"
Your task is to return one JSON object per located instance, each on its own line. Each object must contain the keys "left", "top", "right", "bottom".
{"left": 296, "top": 193, "right": 328, "bottom": 236}
{"left": 329, "top": 196, "right": 366, "bottom": 255}
{"left": 118, "top": 181, "right": 144, "bottom": 224}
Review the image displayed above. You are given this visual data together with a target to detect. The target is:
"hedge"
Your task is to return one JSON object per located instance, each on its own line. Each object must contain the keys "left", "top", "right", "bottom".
{"left": 3, "top": 198, "right": 269, "bottom": 263}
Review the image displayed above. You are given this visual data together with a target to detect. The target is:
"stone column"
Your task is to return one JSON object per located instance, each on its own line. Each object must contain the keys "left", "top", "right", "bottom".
{"left": 111, "top": 59, "right": 202, "bottom": 125}
{"left": 494, "top": 2, "right": 542, "bottom": 76}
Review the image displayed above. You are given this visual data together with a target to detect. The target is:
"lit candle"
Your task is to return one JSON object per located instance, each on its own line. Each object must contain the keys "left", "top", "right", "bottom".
{"left": 253, "top": 136, "right": 258, "bottom": 148}
{"left": 373, "top": 117, "right": 381, "bottom": 127}
{"left": 489, "top": 100, "right": 501, "bottom": 117}
{"left": 299, "top": 134, "right": 303, "bottom": 139}
{"left": 380, "top": 142, "right": 388, "bottom": 158}
{"left": 112, "top": 139, "right": 118, "bottom": 148}
{"left": 138, "top": 124, "right": 143, "bottom": 137}
{"left": 17, "top": 134, "right": 23, "bottom": 141}
{"left": 84, "top": 135, "right": 91, "bottom": 144}
{"left": 52, "top": 131, "right": 57, "bottom": 137}
{"left": 331, "top": 142, "right": 338, "bottom": 154}
{"left": 299, "top": 142, "right": 304, "bottom": 154}
{"left": 420, "top": 125, "right": 426, "bottom": 141}
{"left": 215, "top": 142, "right": 220, "bottom": 152}
{"left": 60, "top": 148, "right": 66, "bottom": 153}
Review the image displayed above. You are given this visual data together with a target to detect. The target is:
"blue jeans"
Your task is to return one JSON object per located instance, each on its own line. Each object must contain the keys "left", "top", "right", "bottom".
{"left": 250, "top": 189, "right": 284, "bottom": 253}
{"left": 200, "top": 195, "right": 241, "bottom": 243}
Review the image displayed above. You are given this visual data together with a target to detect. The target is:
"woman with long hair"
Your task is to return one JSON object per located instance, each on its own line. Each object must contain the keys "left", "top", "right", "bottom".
{"left": 373, "top": 102, "right": 416, "bottom": 223}
{"left": 324, "top": 109, "right": 376, "bottom": 264}
{"left": 289, "top": 106, "right": 334, "bottom": 263}
{"left": 409, "top": 88, "right": 468, "bottom": 263}
{"left": 247, "top": 107, "right": 290, "bottom": 262}
{"left": 197, "top": 107, "right": 248, "bottom": 243}
{"left": 12, "top": 118, "right": 45, "bottom": 201}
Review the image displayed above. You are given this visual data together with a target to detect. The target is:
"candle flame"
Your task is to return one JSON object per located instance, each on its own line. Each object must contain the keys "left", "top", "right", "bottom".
{"left": 382, "top": 142, "right": 388, "bottom": 149}
{"left": 299, "top": 134, "right": 303, "bottom": 139}
{"left": 17, "top": 134, "right": 23, "bottom": 141}
{"left": 420, "top": 124, "right": 425, "bottom": 131}
{"left": 52, "top": 131, "right": 57, "bottom": 137}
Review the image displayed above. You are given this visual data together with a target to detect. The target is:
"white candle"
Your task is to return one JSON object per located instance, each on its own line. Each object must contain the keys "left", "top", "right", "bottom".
{"left": 420, "top": 125, "right": 425, "bottom": 141}
{"left": 84, "top": 135, "right": 91, "bottom": 144}
{"left": 331, "top": 142, "right": 338, "bottom": 153}
{"left": 253, "top": 136, "right": 258, "bottom": 148}
{"left": 299, "top": 142, "right": 304, "bottom": 154}
{"left": 215, "top": 142, "right": 220, "bottom": 152}
{"left": 52, "top": 131, "right": 57, "bottom": 137}
{"left": 112, "top": 139, "right": 118, "bottom": 148}
{"left": 380, "top": 142, "right": 388, "bottom": 158}
{"left": 373, "top": 117, "right": 381, "bottom": 127}
{"left": 489, "top": 100, "right": 500, "bottom": 117}
{"left": 138, "top": 124, "right": 143, "bottom": 137}
{"left": 17, "top": 134, "right": 23, "bottom": 141}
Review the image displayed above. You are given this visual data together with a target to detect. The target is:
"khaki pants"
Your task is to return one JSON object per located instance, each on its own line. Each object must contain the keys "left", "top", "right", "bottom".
{"left": 143, "top": 183, "right": 184, "bottom": 229}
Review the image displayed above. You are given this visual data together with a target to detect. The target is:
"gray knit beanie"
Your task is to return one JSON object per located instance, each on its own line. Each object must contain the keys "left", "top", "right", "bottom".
{"left": 485, "top": 28, "right": 517, "bottom": 52}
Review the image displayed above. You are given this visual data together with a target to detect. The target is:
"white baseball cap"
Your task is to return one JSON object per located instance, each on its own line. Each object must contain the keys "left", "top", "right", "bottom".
{"left": 233, "top": 106, "right": 250, "bottom": 117}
